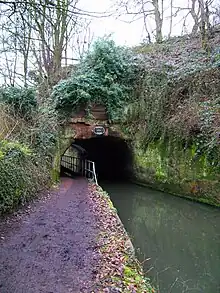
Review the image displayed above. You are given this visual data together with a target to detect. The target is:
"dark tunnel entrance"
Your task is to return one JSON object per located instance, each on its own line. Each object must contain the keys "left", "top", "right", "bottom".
{"left": 74, "top": 136, "right": 133, "bottom": 181}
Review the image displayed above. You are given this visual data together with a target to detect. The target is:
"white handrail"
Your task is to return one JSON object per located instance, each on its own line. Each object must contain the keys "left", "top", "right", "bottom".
{"left": 61, "top": 155, "right": 98, "bottom": 185}
{"left": 83, "top": 159, "right": 98, "bottom": 185}
{"left": 92, "top": 161, "right": 98, "bottom": 185}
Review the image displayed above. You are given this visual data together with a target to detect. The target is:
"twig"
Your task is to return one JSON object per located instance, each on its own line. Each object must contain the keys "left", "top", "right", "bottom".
{"left": 4, "top": 119, "right": 19, "bottom": 139}
{"left": 141, "top": 257, "right": 151, "bottom": 265}
{"left": 169, "top": 277, "right": 179, "bottom": 293}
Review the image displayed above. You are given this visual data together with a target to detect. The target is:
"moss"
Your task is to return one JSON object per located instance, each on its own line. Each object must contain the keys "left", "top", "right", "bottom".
{"left": 133, "top": 140, "right": 220, "bottom": 206}
{"left": 51, "top": 167, "right": 60, "bottom": 182}
{"left": 123, "top": 265, "right": 143, "bottom": 282}
{"left": 123, "top": 265, "right": 145, "bottom": 285}
{"left": 122, "top": 262, "right": 155, "bottom": 293}
{"left": 0, "top": 140, "right": 32, "bottom": 158}
{"left": 51, "top": 131, "right": 75, "bottom": 183}
{"left": 51, "top": 149, "right": 61, "bottom": 182}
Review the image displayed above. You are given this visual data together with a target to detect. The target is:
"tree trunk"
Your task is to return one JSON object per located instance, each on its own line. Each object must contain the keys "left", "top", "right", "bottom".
{"left": 191, "top": 0, "right": 200, "bottom": 35}
{"left": 198, "top": 0, "right": 209, "bottom": 52}
{"left": 168, "top": 0, "right": 173, "bottom": 38}
{"left": 153, "top": 0, "right": 163, "bottom": 42}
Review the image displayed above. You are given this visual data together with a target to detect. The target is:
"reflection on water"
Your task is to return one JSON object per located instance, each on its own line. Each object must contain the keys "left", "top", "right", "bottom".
{"left": 101, "top": 182, "right": 220, "bottom": 293}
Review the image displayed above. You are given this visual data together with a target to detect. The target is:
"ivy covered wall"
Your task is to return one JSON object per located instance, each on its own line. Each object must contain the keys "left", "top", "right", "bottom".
{"left": 122, "top": 42, "right": 220, "bottom": 207}
{"left": 0, "top": 140, "right": 51, "bottom": 214}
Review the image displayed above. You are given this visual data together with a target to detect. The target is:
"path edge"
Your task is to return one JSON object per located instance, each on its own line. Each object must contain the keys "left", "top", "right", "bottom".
{"left": 88, "top": 183, "right": 155, "bottom": 292}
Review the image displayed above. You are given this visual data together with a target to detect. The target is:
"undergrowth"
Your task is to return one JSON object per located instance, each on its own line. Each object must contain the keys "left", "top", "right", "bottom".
{"left": 0, "top": 140, "right": 51, "bottom": 214}
{"left": 0, "top": 86, "right": 37, "bottom": 120}
{"left": 125, "top": 41, "right": 220, "bottom": 204}
{"left": 125, "top": 66, "right": 220, "bottom": 159}
{"left": 0, "top": 87, "right": 58, "bottom": 214}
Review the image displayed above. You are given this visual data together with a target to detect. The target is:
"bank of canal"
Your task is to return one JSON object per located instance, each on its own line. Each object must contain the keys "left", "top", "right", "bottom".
{"left": 101, "top": 182, "right": 220, "bottom": 293}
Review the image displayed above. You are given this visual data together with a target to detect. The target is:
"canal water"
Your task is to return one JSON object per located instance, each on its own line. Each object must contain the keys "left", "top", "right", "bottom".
{"left": 101, "top": 182, "right": 220, "bottom": 293}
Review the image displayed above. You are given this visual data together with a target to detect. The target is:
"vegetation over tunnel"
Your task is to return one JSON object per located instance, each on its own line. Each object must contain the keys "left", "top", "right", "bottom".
{"left": 2, "top": 1, "right": 220, "bottom": 292}
{"left": 74, "top": 137, "right": 133, "bottom": 181}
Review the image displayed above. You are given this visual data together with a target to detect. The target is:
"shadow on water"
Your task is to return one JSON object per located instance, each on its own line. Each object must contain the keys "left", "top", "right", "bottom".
{"left": 100, "top": 181, "right": 220, "bottom": 293}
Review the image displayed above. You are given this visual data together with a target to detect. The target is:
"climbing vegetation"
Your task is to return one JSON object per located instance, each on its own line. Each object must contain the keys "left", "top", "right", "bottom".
{"left": 128, "top": 67, "right": 220, "bottom": 159}
{"left": 52, "top": 38, "right": 137, "bottom": 121}
{"left": 0, "top": 87, "right": 58, "bottom": 214}
{"left": 0, "top": 87, "right": 58, "bottom": 156}
{"left": 1, "top": 33, "right": 220, "bottom": 211}
{"left": 0, "top": 86, "right": 37, "bottom": 120}
{"left": 0, "top": 140, "right": 51, "bottom": 214}
{"left": 127, "top": 33, "right": 220, "bottom": 154}
{"left": 126, "top": 35, "right": 220, "bottom": 205}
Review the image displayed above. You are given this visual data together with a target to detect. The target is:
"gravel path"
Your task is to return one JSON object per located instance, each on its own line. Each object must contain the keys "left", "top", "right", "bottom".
{"left": 0, "top": 177, "right": 99, "bottom": 293}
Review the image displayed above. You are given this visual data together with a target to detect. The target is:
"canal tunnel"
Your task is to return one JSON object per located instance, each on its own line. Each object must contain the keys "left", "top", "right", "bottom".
{"left": 74, "top": 136, "right": 133, "bottom": 181}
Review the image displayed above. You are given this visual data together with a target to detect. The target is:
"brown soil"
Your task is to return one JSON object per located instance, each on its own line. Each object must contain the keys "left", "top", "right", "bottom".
{"left": 0, "top": 177, "right": 100, "bottom": 293}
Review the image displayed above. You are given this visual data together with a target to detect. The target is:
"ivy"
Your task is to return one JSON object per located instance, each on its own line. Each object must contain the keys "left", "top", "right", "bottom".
{"left": 0, "top": 141, "right": 50, "bottom": 214}
{"left": 0, "top": 89, "right": 58, "bottom": 214}
{"left": 0, "top": 86, "right": 37, "bottom": 120}
{"left": 52, "top": 38, "right": 137, "bottom": 121}
{"left": 124, "top": 69, "right": 171, "bottom": 149}
{"left": 125, "top": 63, "right": 220, "bottom": 166}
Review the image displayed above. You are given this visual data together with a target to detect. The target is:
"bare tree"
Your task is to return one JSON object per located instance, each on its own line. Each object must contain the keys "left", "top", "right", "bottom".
{"left": 73, "top": 21, "right": 94, "bottom": 58}
{"left": 191, "top": 0, "right": 201, "bottom": 34}
{"left": 168, "top": 0, "right": 173, "bottom": 38}
{"left": 172, "top": 0, "right": 216, "bottom": 51}
{"left": 118, "top": 0, "right": 164, "bottom": 42}
{"left": 174, "top": 0, "right": 215, "bottom": 35}
{"left": 0, "top": 0, "right": 113, "bottom": 88}
{"left": 24, "top": 0, "right": 79, "bottom": 87}
{"left": 152, "top": 0, "right": 163, "bottom": 42}
{"left": 213, "top": 3, "right": 220, "bottom": 25}
{"left": 0, "top": 1, "right": 75, "bottom": 87}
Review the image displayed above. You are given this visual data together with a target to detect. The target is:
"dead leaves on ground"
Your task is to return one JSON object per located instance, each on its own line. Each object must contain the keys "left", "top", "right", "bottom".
{"left": 88, "top": 184, "right": 155, "bottom": 293}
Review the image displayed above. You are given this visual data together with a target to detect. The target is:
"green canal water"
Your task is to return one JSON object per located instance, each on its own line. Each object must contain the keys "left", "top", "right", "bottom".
{"left": 101, "top": 182, "right": 220, "bottom": 293}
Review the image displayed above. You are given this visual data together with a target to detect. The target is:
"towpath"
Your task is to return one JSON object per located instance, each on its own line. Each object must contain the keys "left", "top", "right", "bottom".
{"left": 0, "top": 177, "right": 99, "bottom": 293}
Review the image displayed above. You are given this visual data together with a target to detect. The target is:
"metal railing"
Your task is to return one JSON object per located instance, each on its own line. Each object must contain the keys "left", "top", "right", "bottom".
{"left": 61, "top": 155, "right": 81, "bottom": 174}
{"left": 61, "top": 155, "right": 98, "bottom": 185}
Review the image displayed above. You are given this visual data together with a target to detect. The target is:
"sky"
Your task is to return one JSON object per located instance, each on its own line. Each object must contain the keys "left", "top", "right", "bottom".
{"left": 0, "top": 0, "right": 219, "bottom": 85}
{"left": 80, "top": 0, "right": 145, "bottom": 46}
{"left": 78, "top": 0, "right": 197, "bottom": 46}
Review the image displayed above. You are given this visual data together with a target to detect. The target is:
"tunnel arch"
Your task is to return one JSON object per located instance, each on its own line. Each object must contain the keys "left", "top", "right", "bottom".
{"left": 52, "top": 124, "right": 133, "bottom": 182}
{"left": 62, "top": 143, "right": 87, "bottom": 158}
{"left": 73, "top": 136, "right": 133, "bottom": 181}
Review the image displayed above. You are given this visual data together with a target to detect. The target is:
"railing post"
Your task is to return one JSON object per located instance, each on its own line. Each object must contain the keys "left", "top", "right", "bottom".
{"left": 93, "top": 162, "right": 98, "bottom": 185}
{"left": 61, "top": 155, "right": 98, "bottom": 184}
